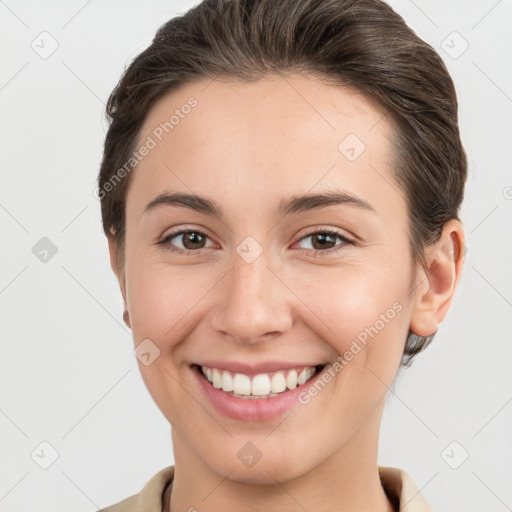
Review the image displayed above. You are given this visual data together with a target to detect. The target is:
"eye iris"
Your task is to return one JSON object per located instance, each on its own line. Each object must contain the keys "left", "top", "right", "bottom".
{"left": 172, "top": 231, "right": 341, "bottom": 251}
{"left": 312, "top": 233, "right": 336, "bottom": 250}
{"left": 182, "top": 232, "right": 205, "bottom": 250}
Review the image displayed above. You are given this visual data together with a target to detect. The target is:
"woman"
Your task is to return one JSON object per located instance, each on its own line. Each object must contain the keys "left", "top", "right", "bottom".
{"left": 97, "top": 0, "right": 466, "bottom": 510}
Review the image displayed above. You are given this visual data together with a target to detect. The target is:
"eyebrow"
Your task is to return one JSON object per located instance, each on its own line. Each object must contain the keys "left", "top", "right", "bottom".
{"left": 143, "top": 190, "right": 376, "bottom": 218}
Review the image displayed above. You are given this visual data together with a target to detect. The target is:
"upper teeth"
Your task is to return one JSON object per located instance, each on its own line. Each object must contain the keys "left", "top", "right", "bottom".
{"left": 201, "top": 365, "right": 317, "bottom": 397}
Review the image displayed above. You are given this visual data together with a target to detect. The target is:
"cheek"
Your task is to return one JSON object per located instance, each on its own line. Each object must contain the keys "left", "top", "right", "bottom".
{"left": 294, "top": 262, "right": 411, "bottom": 375}
{"left": 125, "top": 261, "right": 207, "bottom": 421}
{"left": 126, "top": 260, "right": 207, "bottom": 344}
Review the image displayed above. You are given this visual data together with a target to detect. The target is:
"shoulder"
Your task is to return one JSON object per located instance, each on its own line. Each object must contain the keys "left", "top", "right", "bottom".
{"left": 98, "top": 466, "right": 175, "bottom": 512}
{"left": 379, "top": 466, "right": 435, "bottom": 512}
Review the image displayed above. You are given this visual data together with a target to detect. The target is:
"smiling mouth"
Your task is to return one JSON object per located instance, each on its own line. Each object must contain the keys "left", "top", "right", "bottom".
{"left": 193, "top": 364, "right": 325, "bottom": 399}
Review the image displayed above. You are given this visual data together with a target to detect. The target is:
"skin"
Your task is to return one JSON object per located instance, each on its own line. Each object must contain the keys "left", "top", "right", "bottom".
{"left": 108, "top": 73, "right": 465, "bottom": 512}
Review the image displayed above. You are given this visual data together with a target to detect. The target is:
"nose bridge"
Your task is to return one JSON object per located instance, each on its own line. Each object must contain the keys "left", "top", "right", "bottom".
{"left": 214, "top": 241, "right": 292, "bottom": 344}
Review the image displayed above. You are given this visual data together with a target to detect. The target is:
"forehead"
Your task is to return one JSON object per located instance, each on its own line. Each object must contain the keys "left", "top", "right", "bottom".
{"left": 127, "top": 73, "right": 403, "bottom": 219}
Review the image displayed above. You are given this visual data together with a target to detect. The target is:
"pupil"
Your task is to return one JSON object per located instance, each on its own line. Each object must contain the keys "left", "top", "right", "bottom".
{"left": 181, "top": 232, "right": 336, "bottom": 251}
{"left": 313, "top": 233, "right": 335, "bottom": 250}
{"left": 185, "top": 232, "right": 204, "bottom": 249}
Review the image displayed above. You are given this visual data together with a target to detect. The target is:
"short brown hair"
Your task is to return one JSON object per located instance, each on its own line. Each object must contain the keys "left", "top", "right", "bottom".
{"left": 98, "top": 0, "right": 467, "bottom": 365}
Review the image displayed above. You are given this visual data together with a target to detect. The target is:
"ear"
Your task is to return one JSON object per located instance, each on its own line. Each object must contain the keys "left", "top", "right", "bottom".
{"left": 410, "top": 219, "right": 465, "bottom": 336}
{"left": 107, "top": 234, "right": 121, "bottom": 279}
{"left": 107, "top": 235, "right": 130, "bottom": 327}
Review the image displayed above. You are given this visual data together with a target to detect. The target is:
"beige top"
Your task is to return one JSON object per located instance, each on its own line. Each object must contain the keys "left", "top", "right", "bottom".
{"left": 98, "top": 465, "right": 433, "bottom": 512}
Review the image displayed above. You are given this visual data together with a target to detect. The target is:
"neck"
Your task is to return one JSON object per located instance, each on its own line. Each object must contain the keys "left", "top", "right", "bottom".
{"left": 168, "top": 407, "right": 394, "bottom": 512}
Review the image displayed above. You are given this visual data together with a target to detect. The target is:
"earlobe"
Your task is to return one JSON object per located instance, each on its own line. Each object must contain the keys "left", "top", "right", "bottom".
{"left": 409, "top": 219, "right": 465, "bottom": 337}
{"left": 123, "top": 308, "right": 131, "bottom": 329}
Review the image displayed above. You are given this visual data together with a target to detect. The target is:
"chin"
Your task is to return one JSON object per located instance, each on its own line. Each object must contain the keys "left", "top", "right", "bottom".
{"left": 195, "top": 436, "right": 319, "bottom": 485}
{"left": 217, "top": 458, "right": 308, "bottom": 486}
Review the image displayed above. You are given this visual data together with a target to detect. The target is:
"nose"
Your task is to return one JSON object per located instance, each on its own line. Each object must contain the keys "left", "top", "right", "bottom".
{"left": 211, "top": 247, "right": 293, "bottom": 345}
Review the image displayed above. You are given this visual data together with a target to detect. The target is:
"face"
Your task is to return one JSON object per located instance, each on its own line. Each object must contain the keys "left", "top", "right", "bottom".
{"left": 115, "top": 74, "right": 422, "bottom": 483}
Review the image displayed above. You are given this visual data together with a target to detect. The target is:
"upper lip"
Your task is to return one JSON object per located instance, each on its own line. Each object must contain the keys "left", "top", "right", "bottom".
{"left": 194, "top": 360, "right": 326, "bottom": 374}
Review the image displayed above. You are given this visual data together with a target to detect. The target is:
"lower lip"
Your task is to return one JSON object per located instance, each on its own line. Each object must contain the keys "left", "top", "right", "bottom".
{"left": 192, "top": 365, "right": 322, "bottom": 422}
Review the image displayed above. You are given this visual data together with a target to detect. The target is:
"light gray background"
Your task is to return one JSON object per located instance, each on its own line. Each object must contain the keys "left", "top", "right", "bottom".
{"left": 1, "top": 1, "right": 511, "bottom": 511}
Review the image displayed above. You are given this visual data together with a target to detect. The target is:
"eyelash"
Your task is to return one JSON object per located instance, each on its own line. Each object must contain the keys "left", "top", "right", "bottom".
{"left": 158, "top": 229, "right": 212, "bottom": 256}
{"left": 158, "top": 228, "right": 354, "bottom": 257}
{"left": 296, "top": 229, "right": 355, "bottom": 256}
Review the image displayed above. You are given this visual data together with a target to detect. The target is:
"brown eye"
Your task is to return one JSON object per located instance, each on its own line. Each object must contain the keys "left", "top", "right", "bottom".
{"left": 310, "top": 232, "right": 337, "bottom": 250}
{"left": 295, "top": 230, "right": 354, "bottom": 255}
{"left": 179, "top": 231, "right": 207, "bottom": 250}
{"left": 160, "top": 229, "right": 213, "bottom": 254}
